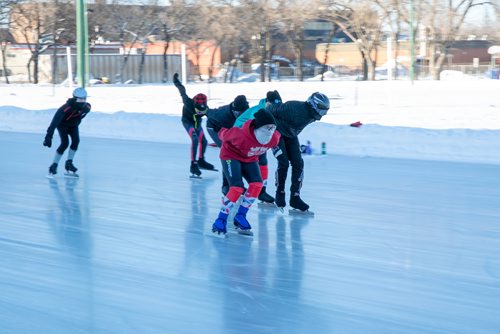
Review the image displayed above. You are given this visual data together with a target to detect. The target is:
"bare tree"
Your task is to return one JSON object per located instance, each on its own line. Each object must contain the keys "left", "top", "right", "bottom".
{"left": 275, "top": 0, "right": 323, "bottom": 81}
{"left": 419, "top": 0, "right": 495, "bottom": 79}
{"left": 324, "top": 0, "right": 385, "bottom": 80}
{"left": 0, "top": 0, "right": 21, "bottom": 84}
{"left": 156, "top": 1, "right": 188, "bottom": 83}
{"left": 372, "top": 0, "right": 405, "bottom": 79}
{"left": 10, "top": 2, "right": 55, "bottom": 83}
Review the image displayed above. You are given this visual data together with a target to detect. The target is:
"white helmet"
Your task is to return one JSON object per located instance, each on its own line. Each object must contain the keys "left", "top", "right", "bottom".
{"left": 72, "top": 87, "right": 87, "bottom": 99}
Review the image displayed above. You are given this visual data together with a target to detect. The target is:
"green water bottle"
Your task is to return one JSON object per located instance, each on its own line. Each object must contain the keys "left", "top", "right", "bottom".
{"left": 321, "top": 142, "right": 326, "bottom": 155}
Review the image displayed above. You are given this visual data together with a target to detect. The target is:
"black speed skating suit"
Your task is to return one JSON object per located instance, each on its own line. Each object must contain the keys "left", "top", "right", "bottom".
{"left": 173, "top": 75, "right": 208, "bottom": 163}
{"left": 267, "top": 101, "right": 320, "bottom": 202}
{"left": 46, "top": 98, "right": 91, "bottom": 155}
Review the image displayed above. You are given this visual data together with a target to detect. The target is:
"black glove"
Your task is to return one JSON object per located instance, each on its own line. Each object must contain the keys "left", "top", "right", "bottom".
{"left": 266, "top": 90, "right": 282, "bottom": 104}
{"left": 173, "top": 73, "right": 180, "bottom": 84}
{"left": 43, "top": 135, "right": 52, "bottom": 148}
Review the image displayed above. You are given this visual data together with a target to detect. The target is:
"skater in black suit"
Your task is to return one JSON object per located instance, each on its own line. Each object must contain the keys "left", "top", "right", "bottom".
{"left": 267, "top": 92, "right": 330, "bottom": 211}
{"left": 173, "top": 73, "right": 215, "bottom": 177}
{"left": 43, "top": 87, "right": 91, "bottom": 176}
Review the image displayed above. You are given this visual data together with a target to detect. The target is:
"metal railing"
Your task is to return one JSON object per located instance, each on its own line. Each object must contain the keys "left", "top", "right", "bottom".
{"left": 1, "top": 60, "right": 498, "bottom": 83}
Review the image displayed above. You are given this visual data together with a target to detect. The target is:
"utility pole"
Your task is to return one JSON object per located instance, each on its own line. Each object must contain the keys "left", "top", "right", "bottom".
{"left": 409, "top": 0, "right": 415, "bottom": 83}
{"left": 76, "top": 0, "right": 89, "bottom": 87}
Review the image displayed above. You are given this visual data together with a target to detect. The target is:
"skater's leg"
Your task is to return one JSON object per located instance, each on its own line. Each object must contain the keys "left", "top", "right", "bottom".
{"left": 56, "top": 126, "right": 70, "bottom": 155}
{"left": 188, "top": 127, "right": 199, "bottom": 161}
{"left": 212, "top": 159, "right": 244, "bottom": 234}
{"left": 197, "top": 127, "right": 215, "bottom": 170}
{"left": 272, "top": 137, "right": 289, "bottom": 207}
{"left": 64, "top": 126, "right": 80, "bottom": 172}
{"left": 258, "top": 153, "right": 268, "bottom": 184}
{"left": 198, "top": 127, "right": 208, "bottom": 160}
{"left": 286, "top": 137, "right": 309, "bottom": 211}
{"left": 68, "top": 126, "right": 80, "bottom": 152}
{"left": 286, "top": 136, "right": 304, "bottom": 196}
{"left": 49, "top": 126, "right": 68, "bottom": 174}
{"left": 182, "top": 121, "right": 199, "bottom": 161}
{"left": 183, "top": 122, "right": 201, "bottom": 176}
{"left": 67, "top": 149, "right": 77, "bottom": 160}
{"left": 52, "top": 152, "right": 63, "bottom": 165}
{"left": 233, "top": 162, "right": 262, "bottom": 231}
{"left": 257, "top": 153, "right": 274, "bottom": 203}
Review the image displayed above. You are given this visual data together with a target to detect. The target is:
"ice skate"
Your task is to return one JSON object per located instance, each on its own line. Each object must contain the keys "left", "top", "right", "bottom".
{"left": 289, "top": 195, "right": 313, "bottom": 214}
{"left": 46, "top": 163, "right": 58, "bottom": 178}
{"left": 64, "top": 160, "right": 79, "bottom": 177}
{"left": 212, "top": 217, "right": 227, "bottom": 235}
{"left": 258, "top": 187, "right": 275, "bottom": 204}
{"left": 190, "top": 161, "right": 202, "bottom": 178}
{"left": 198, "top": 158, "right": 217, "bottom": 171}
{"left": 233, "top": 207, "right": 253, "bottom": 236}
{"left": 275, "top": 191, "right": 286, "bottom": 212}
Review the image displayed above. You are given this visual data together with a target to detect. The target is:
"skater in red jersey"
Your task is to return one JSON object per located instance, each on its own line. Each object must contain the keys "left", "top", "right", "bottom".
{"left": 211, "top": 109, "right": 280, "bottom": 236}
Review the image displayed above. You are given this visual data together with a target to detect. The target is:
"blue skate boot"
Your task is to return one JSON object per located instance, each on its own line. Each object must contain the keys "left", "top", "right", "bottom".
{"left": 212, "top": 212, "right": 228, "bottom": 235}
{"left": 233, "top": 206, "right": 253, "bottom": 236}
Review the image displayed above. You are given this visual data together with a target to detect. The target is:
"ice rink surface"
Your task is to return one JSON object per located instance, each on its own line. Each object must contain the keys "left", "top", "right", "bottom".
{"left": 1, "top": 131, "right": 500, "bottom": 334}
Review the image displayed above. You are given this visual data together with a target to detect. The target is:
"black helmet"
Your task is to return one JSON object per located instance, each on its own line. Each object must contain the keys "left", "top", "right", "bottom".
{"left": 307, "top": 92, "right": 329, "bottom": 117}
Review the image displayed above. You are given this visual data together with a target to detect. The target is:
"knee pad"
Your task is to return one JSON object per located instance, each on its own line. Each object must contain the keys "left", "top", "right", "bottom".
{"left": 226, "top": 186, "right": 245, "bottom": 202}
{"left": 259, "top": 165, "right": 269, "bottom": 181}
{"left": 247, "top": 182, "right": 263, "bottom": 198}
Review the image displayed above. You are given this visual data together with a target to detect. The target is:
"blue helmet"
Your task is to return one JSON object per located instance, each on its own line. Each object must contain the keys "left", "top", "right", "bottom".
{"left": 307, "top": 92, "right": 329, "bottom": 117}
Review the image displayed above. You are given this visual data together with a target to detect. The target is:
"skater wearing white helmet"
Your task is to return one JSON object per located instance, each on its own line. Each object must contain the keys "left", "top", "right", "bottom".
{"left": 43, "top": 87, "right": 91, "bottom": 177}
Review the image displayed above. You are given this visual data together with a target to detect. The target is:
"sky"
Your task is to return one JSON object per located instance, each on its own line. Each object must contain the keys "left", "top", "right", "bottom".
{"left": 0, "top": 74, "right": 499, "bottom": 165}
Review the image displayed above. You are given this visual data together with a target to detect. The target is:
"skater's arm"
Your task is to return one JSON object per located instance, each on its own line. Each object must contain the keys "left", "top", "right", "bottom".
{"left": 234, "top": 99, "right": 266, "bottom": 128}
{"left": 173, "top": 73, "right": 189, "bottom": 102}
{"left": 80, "top": 103, "right": 91, "bottom": 119}
{"left": 46, "top": 105, "right": 66, "bottom": 137}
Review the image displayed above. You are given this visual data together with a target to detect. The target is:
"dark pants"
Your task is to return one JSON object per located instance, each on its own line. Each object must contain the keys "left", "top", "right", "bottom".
{"left": 182, "top": 121, "right": 207, "bottom": 161}
{"left": 273, "top": 136, "right": 304, "bottom": 195}
{"left": 56, "top": 125, "right": 79, "bottom": 155}
{"left": 207, "top": 127, "right": 228, "bottom": 191}
{"left": 220, "top": 159, "right": 262, "bottom": 188}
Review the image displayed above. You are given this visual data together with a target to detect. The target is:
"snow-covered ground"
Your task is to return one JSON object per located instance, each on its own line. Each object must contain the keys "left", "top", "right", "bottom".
{"left": 1, "top": 79, "right": 499, "bottom": 164}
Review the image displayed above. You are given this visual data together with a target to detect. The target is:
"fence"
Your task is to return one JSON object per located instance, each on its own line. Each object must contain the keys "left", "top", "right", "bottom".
{"left": 47, "top": 54, "right": 185, "bottom": 84}
{"left": 2, "top": 56, "right": 498, "bottom": 84}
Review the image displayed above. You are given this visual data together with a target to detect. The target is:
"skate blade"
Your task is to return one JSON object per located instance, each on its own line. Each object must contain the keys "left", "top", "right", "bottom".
{"left": 199, "top": 168, "right": 219, "bottom": 172}
{"left": 258, "top": 201, "right": 275, "bottom": 206}
{"left": 189, "top": 174, "right": 202, "bottom": 179}
{"left": 46, "top": 174, "right": 56, "bottom": 179}
{"left": 64, "top": 172, "right": 79, "bottom": 178}
{"left": 288, "top": 209, "right": 315, "bottom": 216}
{"left": 211, "top": 230, "right": 228, "bottom": 238}
{"left": 275, "top": 205, "right": 285, "bottom": 213}
{"left": 236, "top": 228, "right": 253, "bottom": 236}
